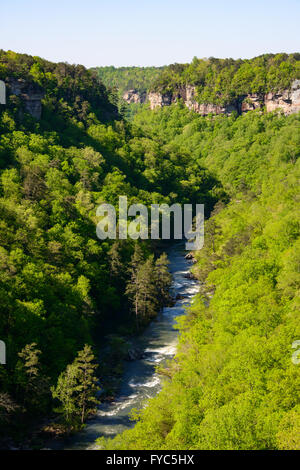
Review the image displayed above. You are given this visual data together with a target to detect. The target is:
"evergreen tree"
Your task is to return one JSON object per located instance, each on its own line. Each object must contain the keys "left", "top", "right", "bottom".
{"left": 108, "top": 240, "right": 127, "bottom": 287}
{"left": 15, "top": 343, "right": 50, "bottom": 414}
{"left": 52, "top": 345, "right": 100, "bottom": 427}
{"left": 155, "top": 253, "right": 172, "bottom": 308}
{"left": 126, "top": 249, "right": 161, "bottom": 327}
{"left": 138, "top": 256, "right": 159, "bottom": 320}
{"left": 126, "top": 244, "right": 145, "bottom": 328}
{"left": 74, "top": 345, "right": 99, "bottom": 424}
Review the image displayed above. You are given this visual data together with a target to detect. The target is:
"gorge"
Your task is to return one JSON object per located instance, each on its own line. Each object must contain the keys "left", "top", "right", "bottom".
{"left": 0, "top": 50, "right": 299, "bottom": 451}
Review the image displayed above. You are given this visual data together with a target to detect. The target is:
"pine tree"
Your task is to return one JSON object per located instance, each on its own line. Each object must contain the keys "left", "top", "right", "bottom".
{"left": 74, "top": 345, "right": 99, "bottom": 424}
{"left": 155, "top": 253, "right": 172, "bottom": 308}
{"left": 52, "top": 345, "right": 100, "bottom": 427}
{"left": 138, "top": 256, "right": 159, "bottom": 319}
{"left": 108, "top": 240, "right": 129, "bottom": 288}
{"left": 126, "top": 244, "right": 145, "bottom": 329}
{"left": 15, "top": 343, "right": 50, "bottom": 414}
{"left": 126, "top": 247, "right": 161, "bottom": 328}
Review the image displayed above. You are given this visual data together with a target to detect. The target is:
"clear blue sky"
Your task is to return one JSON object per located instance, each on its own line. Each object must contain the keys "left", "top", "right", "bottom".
{"left": 1, "top": 0, "right": 299, "bottom": 67}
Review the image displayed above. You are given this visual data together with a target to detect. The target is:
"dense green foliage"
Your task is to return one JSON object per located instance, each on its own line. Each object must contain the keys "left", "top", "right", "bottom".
{"left": 126, "top": 247, "right": 172, "bottom": 328}
{"left": 52, "top": 345, "right": 99, "bottom": 427}
{"left": 93, "top": 66, "right": 167, "bottom": 120}
{"left": 97, "top": 105, "right": 300, "bottom": 450}
{"left": 93, "top": 66, "right": 165, "bottom": 96}
{"left": 0, "top": 49, "right": 118, "bottom": 125}
{"left": 152, "top": 53, "right": 300, "bottom": 105}
{"left": 0, "top": 51, "right": 216, "bottom": 439}
{"left": 0, "top": 49, "right": 299, "bottom": 450}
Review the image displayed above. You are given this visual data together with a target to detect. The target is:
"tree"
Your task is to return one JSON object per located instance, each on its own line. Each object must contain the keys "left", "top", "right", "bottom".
{"left": 138, "top": 256, "right": 159, "bottom": 320}
{"left": 15, "top": 343, "right": 50, "bottom": 414}
{"left": 74, "top": 345, "right": 100, "bottom": 424}
{"left": 0, "top": 393, "right": 19, "bottom": 427}
{"left": 126, "top": 247, "right": 160, "bottom": 328}
{"left": 155, "top": 253, "right": 172, "bottom": 308}
{"left": 51, "top": 363, "right": 79, "bottom": 426}
{"left": 52, "top": 345, "right": 100, "bottom": 427}
{"left": 126, "top": 244, "right": 145, "bottom": 329}
{"left": 108, "top": 240, "right": 126, "bottom": 283}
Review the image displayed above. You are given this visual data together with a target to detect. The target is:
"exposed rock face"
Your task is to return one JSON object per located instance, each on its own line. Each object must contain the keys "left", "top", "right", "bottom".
{"left": 185, "top": 85, "right": 197, "bottom": 111}
{"left": 148, "top": 91, "right": 173, "bottom": 109}
{"left": 145, "top": 79, "right": 300, "bottom": 116}
{"left": 122, "top": 89, "right": 147, "bottom": 104}
{"left": 6, "top": 78, "right": 44, "bottom": 119}
{"left": 149, "top": 86, "right": 238, "bottom": 115}
{"left": 239, "top": 94, "right": 264, "bottom": 113}
{"left": 191, "top": 101, "right": 237, "bottom": 115}
{"left": 265, "top": 80, "right": 300, "bottom": 114}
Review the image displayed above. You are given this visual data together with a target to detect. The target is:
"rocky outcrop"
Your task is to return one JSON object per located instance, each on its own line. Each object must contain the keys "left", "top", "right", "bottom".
{"left": 145, "top": 79, "right": 300, "bottom": 116}
{"left": 122, "top": 89, "right": 147, "bottom": 104}
{"left": 192, "top": 101, "right": 237, "bottom": 115}
{"left": 149, "top": 86, "right": 238, "bottom": 115}
{"left": 6, "top": 78, "right": 44, "bottom": 119}
{"left": 265, "top": 80, "right": 300, "bottom": 114}
{"left": 148, "top": 86, "right": 238, "bottom": 115}
{"left": 148, "top": 91, "right": 173, "bottom": 109}
{"left": 239, "top": 94, "right": 264, "bottom": 113}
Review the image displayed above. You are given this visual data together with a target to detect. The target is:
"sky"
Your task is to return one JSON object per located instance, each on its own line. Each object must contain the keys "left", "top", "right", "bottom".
{"left": 1, "top": 0, "right": 299, "bottom": 68}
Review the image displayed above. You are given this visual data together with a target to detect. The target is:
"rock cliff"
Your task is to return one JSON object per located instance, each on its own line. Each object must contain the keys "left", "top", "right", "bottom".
{"left": 123, "top": 80, "right": 300, "bottom": 116}
{"left": 122, "top": 89, "right": 147, "bottom": 104}
{"left": 6, "top": 78, "right": 45, "bottom": 119}
{"left": 265, "top": 80, "right": 300, "bottom": 114}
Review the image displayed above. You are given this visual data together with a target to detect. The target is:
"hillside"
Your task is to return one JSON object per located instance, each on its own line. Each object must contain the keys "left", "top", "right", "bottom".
{"left": 99, "top": 54, "right": 300, "bottom": 116}
{"left": 0, "top": 50, "right": 215, "bottom": 444}
{"left": 98, "top": 104, "right": 300, "bottom": 451}
{"left": 0, "top": 49, "right": 299, "bottom": 450}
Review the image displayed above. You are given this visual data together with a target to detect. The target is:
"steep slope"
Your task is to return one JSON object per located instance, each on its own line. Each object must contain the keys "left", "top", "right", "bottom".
{"left": 98, "top": 105, "right": 300, "bottom": 450}
{"left": 0, "top": 51, "right": 216, "bottom": 442}
{"left": 100, "top": 54, "right": 300, "bottom": 116}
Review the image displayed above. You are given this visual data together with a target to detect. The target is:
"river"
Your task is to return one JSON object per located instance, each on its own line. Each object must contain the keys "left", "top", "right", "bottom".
{"left": 65, "top": 244, "right": 199, "bottom": 449}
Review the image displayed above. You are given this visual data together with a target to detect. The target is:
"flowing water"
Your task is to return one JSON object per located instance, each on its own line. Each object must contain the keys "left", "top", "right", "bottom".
{"left": 66, "top": 244, "right": 199, "bottom": 449}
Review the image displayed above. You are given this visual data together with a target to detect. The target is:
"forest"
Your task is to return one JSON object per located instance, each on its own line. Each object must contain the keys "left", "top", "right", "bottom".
{"left": 0, "top": 49, "right": 299, "bottom": 450}
{"left": 98, "top": 104, "right": 300, "bottom": 450}
{"left": 150, "top": 53, "right": 300, "bottom": 104}
{"left": 94, "top": 54, "right": 300, "bottom": 112}
{"left": 93, "top": 66, "right": 165, "bottom": 96}
{"left": 0, "top": 50, "right": 214, "bottom": 442}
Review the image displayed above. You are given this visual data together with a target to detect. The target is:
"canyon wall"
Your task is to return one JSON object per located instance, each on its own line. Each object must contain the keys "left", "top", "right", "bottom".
{"left": 5, "top": 77, "right": 299, "bottom": 120}
{"left": 123, "top": 80, "right": 300, "bottom": 116}
{"left": 122, "top": 89, "right": 147, "bottom": 104}
{"left": 5, "top": 78, "right": 45, "bottom": 119}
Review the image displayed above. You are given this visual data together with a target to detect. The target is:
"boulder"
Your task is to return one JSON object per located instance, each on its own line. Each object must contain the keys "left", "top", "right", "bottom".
{"left": 126, "top": 347, "right": 145, "bottom": 361}
{"left": 175, "top": 293, "right": 187, "bottom": 300}
{"left": 184, "top": 272, "right": 197, "bottom": 280}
